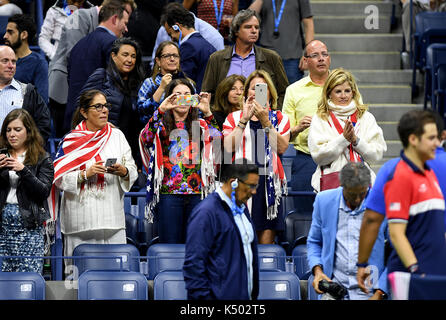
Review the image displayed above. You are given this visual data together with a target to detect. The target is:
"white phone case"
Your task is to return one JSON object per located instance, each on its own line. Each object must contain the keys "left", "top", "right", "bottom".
{"left": 255, "top": 83, "right": 268, "bottom": 108}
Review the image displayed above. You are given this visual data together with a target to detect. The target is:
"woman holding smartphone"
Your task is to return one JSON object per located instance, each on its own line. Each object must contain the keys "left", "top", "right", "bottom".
{"left": 139, "top": 78, "right": 220, "bottom": 244}
{"left": 223, "top": 70, "right": 290, "bottom": 244}
{"left": 0, "top": 109, "right": 54, "bottom": 273}
{"left": 53, "top": 89, "right": 137, "bottom": 262}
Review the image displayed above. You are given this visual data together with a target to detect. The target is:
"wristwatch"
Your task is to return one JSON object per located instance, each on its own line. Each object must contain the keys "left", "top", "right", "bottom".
{"left": 264, "top": 123, "right": 273, "bottom": 133}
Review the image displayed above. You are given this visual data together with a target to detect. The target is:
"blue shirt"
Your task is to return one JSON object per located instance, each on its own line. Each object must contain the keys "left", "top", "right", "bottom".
{"left": 216, "top": 187, "right": 255, "bottom": 297}
{"left": 227, "top": 45, "right": 256, "bottom": 79}
{"left": 332, "top": 194, "right": 372, "bottom": 299}
{"left": 0, "top": 79, "right": 23, "bottom": 128}
{"left": 15, "top": 51, "right": 48, "bottom": 104}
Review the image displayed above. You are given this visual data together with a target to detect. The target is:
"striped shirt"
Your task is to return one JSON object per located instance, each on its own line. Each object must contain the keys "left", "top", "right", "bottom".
{"left": 0, "top": 79, "right": 24, "bottom": 129}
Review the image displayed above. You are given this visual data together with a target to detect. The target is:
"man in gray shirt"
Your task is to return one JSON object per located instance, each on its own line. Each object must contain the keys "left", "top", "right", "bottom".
{"left": 250, "top": 0, "right": 314, "bottom": 84}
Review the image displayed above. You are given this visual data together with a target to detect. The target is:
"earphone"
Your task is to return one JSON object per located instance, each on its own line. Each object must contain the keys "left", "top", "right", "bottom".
{"left": 171, "top": 24, "right": 182, "bottom": 45}
{"left": 231, "top": 179, "right": 239, "bottom": 190}
{"left": 172, "top": 25, "right": 180, "bottom": 31}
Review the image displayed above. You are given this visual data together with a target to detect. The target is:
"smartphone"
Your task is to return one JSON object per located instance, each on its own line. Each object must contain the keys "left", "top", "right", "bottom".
{"left": 0, "top": 148, "right": 8, "bottom": 156}
{"left": 176, "top": 94, "right": 199, "bottom": 107}
{"left": 255, "top": 83, "right": 268, "bottom": 108}
{"left": 105, "top": 158, "right": 117, "bottom": 167}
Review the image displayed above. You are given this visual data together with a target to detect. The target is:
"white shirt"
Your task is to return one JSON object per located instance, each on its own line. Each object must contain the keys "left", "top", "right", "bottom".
{"left": 6, "top": 152, "right": 26, "bottom": 204}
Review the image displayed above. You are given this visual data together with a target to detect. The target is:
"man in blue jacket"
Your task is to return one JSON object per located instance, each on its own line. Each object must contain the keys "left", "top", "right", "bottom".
{"left": 161, "top": 3, "right": 216, "bottom": 92}
{"left": 183, "top": 160, "right": 260, "bottom": 300}
{"left": 307, "top": 162, "right": 388, "bottom": 300}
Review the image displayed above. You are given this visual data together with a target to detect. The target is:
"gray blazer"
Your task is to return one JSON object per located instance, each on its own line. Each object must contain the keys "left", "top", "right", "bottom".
{"left": 48, "top": 6, "right": 99, "bottom": 103}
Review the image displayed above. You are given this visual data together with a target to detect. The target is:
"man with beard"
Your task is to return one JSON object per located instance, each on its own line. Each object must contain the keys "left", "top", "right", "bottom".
{"left": 4, "top": 14, "right": 49, "bottom": 104}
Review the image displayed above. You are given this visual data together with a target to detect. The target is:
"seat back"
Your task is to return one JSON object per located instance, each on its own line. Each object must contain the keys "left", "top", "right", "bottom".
{"left": 414, "top": 12, "right": 446, "bottom": 68}
{"left": 292, "top": 243, "right": 311, "bottom": 279}
{"left": 78, "top": 270, "right": 148, "bottom": 300}
{"left": 73, "top": 243, "right": 140, "bottom": 275}
{"left": 0, "top": 272, "right": 45, "bottom": 300}
{"left": 153, "top": 271, "right": 187, "bottom": 300}
{"left": 258, "top": 271, "right": 301, "bottom": 300}
{"left": 146, "top": 243, "right": 185, "bottom": 280}
{"left": 285, "top": 209, "right": 313, "bottom": 248}
{"left": 125, "top": 213, "right": 138, "bottom": 246}
{"left": 426, "top": 43, "right": 446, "bottom": 110}
{"left": 257, "top": 244, "right": 287, "bottom": 271}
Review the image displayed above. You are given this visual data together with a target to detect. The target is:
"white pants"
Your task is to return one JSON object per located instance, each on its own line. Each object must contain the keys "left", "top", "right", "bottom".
{"left": 63, "top": 228, "right": 126, "bottom": 268}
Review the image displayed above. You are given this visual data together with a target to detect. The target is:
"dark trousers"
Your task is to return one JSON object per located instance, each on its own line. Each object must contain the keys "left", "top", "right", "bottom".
{"left": 290, "top": 151, "right": 317, "bottom": 213}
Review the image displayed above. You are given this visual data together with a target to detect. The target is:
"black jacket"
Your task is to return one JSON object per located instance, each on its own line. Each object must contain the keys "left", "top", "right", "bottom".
{"left": 0, "top": 153, "right": 54, "bottom": 229}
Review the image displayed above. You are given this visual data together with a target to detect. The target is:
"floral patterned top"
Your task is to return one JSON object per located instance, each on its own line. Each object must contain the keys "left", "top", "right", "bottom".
{"left": 140, "top": 109, "right": 221, "bottom": 195}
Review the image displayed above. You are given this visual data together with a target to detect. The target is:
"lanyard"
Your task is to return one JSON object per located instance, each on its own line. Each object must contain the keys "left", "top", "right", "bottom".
{"left": 212, "top": 0, "right": 226, "bottom": 28}
{"left": 271, "top": 0, "right": 287, "bottom": 33}
{"left": 329, "top": 111, "right": 362, "bottom": 162}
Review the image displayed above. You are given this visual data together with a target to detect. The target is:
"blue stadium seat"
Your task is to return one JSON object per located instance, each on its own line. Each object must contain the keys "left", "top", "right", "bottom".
{"left": 285, "top": 208, "right": 313, "bottom": 251}
{"left": 125, "top": 213, "right": 138, "bottom": 247}
{"left": 292, "top": 242, "right": 311, "bottom": 280}
{"left": 425, "top": 43, "right": 446, "bottom": 111}
{"left": 411, "top": 11, "right": 446, "bottom": 97}
{"left": 257, "top": 244, "right": 287, "bottom": 271}
{"left": 307, "top": 274, "right": 320, "bottom": 300}
{"left": 0, "top": 272, "right": 45, "bottom": 300}
{"left": 436, "top": 64, "right": 446, "bottom": 118}
{"left": 73, "top": 243, "right": 140, "bottom": 276}
{"left": 146, "top": 243, "right": 185, "bottom": 280}
{"left": 153, "top": 271, "right": 187, "bottom": 300}
{"left": 282, "top": 144, "right": 296, "bottom": 158}
{"left": 78, "top": 270, "right": 148, "bottom": 300}
{"left": 258, "top": 271, "right": 301, "bottom": 300}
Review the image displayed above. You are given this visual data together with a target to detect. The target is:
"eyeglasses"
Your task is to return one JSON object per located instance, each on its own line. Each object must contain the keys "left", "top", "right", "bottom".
{"left": 88, "top": 103, "right": 111, "bottom": 111}
{"left": 305, "top": 52, "right": 330, "bottom": 59}
{"left": 239, "top": 179, "right": 259, "bottom": 190}
{"left": 160, "top": 53, "right": 180, "bottom": 60}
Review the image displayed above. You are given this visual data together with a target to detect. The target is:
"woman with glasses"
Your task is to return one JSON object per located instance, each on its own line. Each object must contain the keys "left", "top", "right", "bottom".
{"left": 138, "top": 40, "right": 189, "bottom": 124}
{"left": 0, "top": 109, "right": 54, "bottom": 273}
{"left": 223, "top": 70, "right": 290, "bottom": 244}
{"left": 53, "top": 89, "right": 137, "bottom": 262}
{"left": 139, "top": 78, "right": 219, "bottom": 244}
{"left": 78, "top": 37, "right": 145, "bottom": 181}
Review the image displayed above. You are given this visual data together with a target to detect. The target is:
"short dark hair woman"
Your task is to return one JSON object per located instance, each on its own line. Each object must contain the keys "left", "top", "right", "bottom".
{"left": 0, "top": 109, "right": 54, "bottom": 273}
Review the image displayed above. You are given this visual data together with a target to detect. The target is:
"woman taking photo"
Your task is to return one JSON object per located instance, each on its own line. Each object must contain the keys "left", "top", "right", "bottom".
{"left": 308, "top": 68, "right": 386, "bottom": 192}
{"left": 223, "top": 70, "right": 290, "bottom": 244}
{"left": 138, "top": 40, "right": 188, "bottom": 124}
{"left": 79, "top": 37, "right": 145, "bottom": 174}
{"left": 139, "top": 78, "right": 219, "bottom": 244}
{"left": 0, "top": 109, "right": 54, "bottom": 272}
{"left": 53, "top": 89, "right": 137, "bottom": 262}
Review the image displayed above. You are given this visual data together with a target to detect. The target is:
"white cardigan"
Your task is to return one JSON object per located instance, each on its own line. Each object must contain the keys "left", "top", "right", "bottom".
{"left": 56, "top": 128, "right": 138, "bottom": 234}
{"left": 38, "top": 6, "right": 68, "bottom": 60}
{"left": 308, "top": 110, "right": 387, "bottom": 192}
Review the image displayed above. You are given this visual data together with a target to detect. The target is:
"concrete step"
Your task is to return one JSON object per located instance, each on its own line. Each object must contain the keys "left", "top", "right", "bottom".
{"left": 358, "top": 84, "right": 412, "bottom": 104}
{"left": 316, "top": 33, "right": 403, "bottom": 52}
{"left": 378, "top": 121, "right": 399, "bottom": 140}
{"left": 330, "top": 51, "right": 400, "bottom": 70}
{"left": 352, "top": 70, "right": 420, "bottom": 85}
{"left": 384, "top": 140, "right": 403, "bottom": 157}
{"left": 314, "top": 15, "right": 391, "bottom": 33}
{"left": 368, "top": 104, "right": 423, "bottom": 121}
{"left": 311, "top": 1, "right": 393, "bottom": 15}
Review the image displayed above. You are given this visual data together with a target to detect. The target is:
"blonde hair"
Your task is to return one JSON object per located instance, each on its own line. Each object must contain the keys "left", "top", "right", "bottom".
{"left": 243, "top": 70, "right": 278, "bottom": 110}
{"left": 316, "top": 68, "right": 367, "bottom": 120}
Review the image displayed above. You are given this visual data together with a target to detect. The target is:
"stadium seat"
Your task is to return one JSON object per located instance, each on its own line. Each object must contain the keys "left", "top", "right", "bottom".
{"left": 425, "top": 43, "right": 446, "bottom": 111}
{"left": 307, "top": 274, "right": 320, "bottom": 300}
{"left": 0, "top": 272, "right": 45, "bottom": 300}
{"left": 388, "top": 271, "right": 446, "bottom": 300}
{"left": 436, "top": 64, "right": 446, "bottom": 119}
{"left": 285, "top": 208, "right": 313, "bottom": 251}
{"left": 78, "top": 270, "right": 148, "bottom": 300}
{"left": 125, "top": 213, "right": 138, "bottom": 247}
{"left": 73, "top": 243, "right": 140, "bottom": 276}
{"left": 153, "top": 271, "right": 187, "bottom": 300}
{"left": 411, "top": 11, "right": 446, "bottom": 97}
{"left": 292, "top": 241, "right": 311, "bottom": 280}
{"left": 258, "top": 271, "right": 301, "bottom": 300}
{"left": 257, "top": 244, "right": 287, "bottom": 271}
{"left": 282, "top": 144, "right": 296, "bottom": 158}
{"left": 146, "top": 243, "right": 185, "bottom": 280}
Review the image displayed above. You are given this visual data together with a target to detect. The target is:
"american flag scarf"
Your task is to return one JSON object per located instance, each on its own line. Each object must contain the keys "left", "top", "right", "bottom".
{"left": 139, "top": 117, "right": 216, "bottom": 223}
{"left": 48, "top": 121, "right": 112, "bottom": 222}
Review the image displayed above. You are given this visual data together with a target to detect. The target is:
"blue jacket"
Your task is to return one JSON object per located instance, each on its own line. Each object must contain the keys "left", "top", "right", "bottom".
{"left": 183, "top": 192, "right": 259, "bottom": 300}
{"left": 307, "top": 187, "right": 388, "bottom": 293}
{"left": 65, "top": 27, "right": 116, "bottom": 131}
{"left": 180, "top": 32, "right": 216, "bottom": 92}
